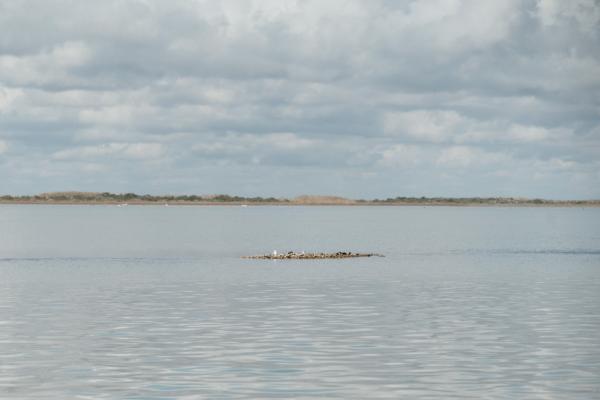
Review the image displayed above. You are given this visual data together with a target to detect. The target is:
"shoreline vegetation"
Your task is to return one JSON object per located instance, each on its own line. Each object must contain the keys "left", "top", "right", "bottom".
{"left": 0, "top": 192, "right": 598, "bottom": 207}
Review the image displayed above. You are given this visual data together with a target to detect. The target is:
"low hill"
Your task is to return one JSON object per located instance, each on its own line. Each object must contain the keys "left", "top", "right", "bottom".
{"left": 292, "top": 195, "right": 356, "bottom": 205}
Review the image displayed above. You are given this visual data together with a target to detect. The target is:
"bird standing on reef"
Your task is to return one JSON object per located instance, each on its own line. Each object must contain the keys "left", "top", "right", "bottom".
{"left": 272, "top": 250, "right": 277, "bottom": 257}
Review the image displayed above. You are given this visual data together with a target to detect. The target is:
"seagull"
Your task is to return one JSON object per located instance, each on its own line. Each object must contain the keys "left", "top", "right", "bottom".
{"left": 272, "top": 250, "right": 277, "bottom": 257}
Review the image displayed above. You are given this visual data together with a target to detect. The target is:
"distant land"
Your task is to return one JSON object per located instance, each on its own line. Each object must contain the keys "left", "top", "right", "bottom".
{"left": 0, "top": 192, "right": 598, "bottom": 207}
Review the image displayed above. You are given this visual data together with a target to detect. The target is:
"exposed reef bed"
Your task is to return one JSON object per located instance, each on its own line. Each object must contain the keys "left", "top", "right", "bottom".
{"left": 243, "top": 251, "right": 384, "bottom": 260}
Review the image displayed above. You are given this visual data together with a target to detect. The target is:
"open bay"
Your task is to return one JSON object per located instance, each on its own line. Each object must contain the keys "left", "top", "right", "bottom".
{"left": 1, "top": 205, "right": 599, "bottom": 399}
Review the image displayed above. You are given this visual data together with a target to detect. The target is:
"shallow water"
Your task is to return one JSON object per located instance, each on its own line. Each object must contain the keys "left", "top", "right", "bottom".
{"left": 1, "top": 205, "right": 599, "bottom": 399}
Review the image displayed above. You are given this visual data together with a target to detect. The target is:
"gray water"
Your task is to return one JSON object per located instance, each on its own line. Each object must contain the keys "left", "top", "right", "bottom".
{"left": 0, "top": 205, "right": 599, "bottom": 399}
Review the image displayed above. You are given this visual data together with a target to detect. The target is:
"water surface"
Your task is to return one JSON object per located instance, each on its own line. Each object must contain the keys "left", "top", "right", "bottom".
{"left": 1, "top": 205, "right": 599, "bottom": 399}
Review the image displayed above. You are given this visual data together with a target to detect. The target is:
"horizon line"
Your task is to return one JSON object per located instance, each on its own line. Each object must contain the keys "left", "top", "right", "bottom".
{"left": 1, "top": 191, "right": 599, "bottom": 203}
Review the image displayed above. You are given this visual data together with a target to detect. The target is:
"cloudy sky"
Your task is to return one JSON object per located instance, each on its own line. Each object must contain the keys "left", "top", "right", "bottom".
{"left": 1, "top": 0, "right": 599, "bottom": 199}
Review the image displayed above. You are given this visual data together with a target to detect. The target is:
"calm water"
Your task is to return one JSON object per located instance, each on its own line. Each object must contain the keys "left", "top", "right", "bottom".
{"left": 1, "top": 205, "right": 599, "bottom": 399}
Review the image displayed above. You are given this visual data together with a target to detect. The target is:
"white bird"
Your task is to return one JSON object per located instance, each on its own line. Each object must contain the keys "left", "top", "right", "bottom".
{"left": 272, "top": 250, "right": 277, "bottom": 257}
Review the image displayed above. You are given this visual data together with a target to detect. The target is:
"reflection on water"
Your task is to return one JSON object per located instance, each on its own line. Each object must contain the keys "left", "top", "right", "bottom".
{"left": 0, "top": 206, "right": 599, "bottom": 399}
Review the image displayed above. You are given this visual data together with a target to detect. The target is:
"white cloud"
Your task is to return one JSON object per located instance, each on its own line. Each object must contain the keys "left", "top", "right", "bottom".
{"left": 377, "top": 144, "right": 424, "bottom": 167}
{"left": 81, "top": 163, "right": 108, "bottom": 173}
{"left": 51, "top": 41, "right": 91, "bottom": 67}
{"left": 52, "top": 142, "right": 164, "bottom": 160}
{"left": 457, "top": 123, "right": 561, "bottom": 144}
{"left": 121, "top": 143, "right": 164, "bottom": 159}
{"left": 261, "top": 132, "right": 315, "bottom": 150}
{"left": 537, "top": 0, "right": 600, "bottom": 34}
{"left": 383, "top": 111, "right": 567, "bottom": 145}
{"left": 535, "top": 157, "right": 578, "bottom": 171}
{"left": 193, "top": 132, "right": 315, "bottom": 155}
{"left": 384, "top": 110, "right": 463, "bottom": 142}
{"left": 437, "top": 146, "right": 476, "bottom": 168}
{"left": 79, "top": 105, "right": 139, "bottom": 126}
{"left": 401, "top": 0, "right": 519, "bottom": 51}
{"left": 437, "top": 146, "right": 509, "bottom": 168}
{"left": 505, "top": 124, "right": 549, "bottom": 142}
{"left": 0, "top": 87, "right": 23, "bottom": 112}
{"left": 0, "top": 41, "right": 92, "bottom": 87}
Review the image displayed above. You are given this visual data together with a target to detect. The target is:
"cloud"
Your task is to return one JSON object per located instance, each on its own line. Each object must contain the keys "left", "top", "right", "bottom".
{"left": 190, "top": 132, "right": 337, "bottom": 168}
{"left": 537, "top": 0, "right": 600, "bottom": 34}
{"left": 505, "top": 124, "right": 549, "bottom": 142}
{"left": 0, "top": 41, "right": 92, "bottom": 88}
{"left": 52, "top": 142, "right": 165, "bottom": 160}
{"left": 383, "top": 110, "right": 464, "bottom": 142}
{"left": 377, "top": 144, "right": 425, "bottom": 167}
{"left": 192, "top": 132, "right": 315, "bottom": 154}
{"left": 383, "top": 110, "right": 569, "bottom": 145}
{"left": 437, "top": 146, "right": 510, "bottom": 168}
{"left": 0, "top": 0, "right": 598, "bottom": 198}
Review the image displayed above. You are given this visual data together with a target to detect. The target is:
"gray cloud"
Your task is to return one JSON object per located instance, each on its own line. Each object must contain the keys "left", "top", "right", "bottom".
{"left": 0, "top": 0, "right": 599, "bottom": 198}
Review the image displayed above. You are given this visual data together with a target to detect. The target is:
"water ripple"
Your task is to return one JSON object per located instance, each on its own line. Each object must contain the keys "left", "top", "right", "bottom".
{"left": 1, "top": 265, "right": 599, "bottom": 399}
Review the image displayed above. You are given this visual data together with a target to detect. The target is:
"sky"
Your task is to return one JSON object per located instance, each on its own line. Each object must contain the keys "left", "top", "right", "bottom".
{"left": 0, "top": 0, "right": 599, "bottom": 199}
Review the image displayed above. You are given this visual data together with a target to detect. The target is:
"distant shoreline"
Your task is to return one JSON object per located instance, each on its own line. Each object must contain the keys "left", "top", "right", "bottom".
{"left": 1, "top": 202, "right": 598, "bottom": 207}
{"left": 1, "top": 192, "right": 598, "bottom": 207}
